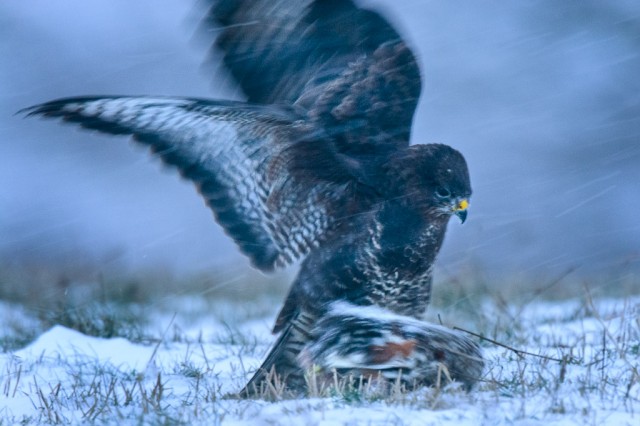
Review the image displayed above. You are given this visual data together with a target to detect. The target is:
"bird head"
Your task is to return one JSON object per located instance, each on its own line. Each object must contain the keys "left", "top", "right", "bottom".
{"left": 387, "top": 143, "right": 471, "bottom": 223}
{"left": 432, "top": 183, "right": 470, "bottom": 224}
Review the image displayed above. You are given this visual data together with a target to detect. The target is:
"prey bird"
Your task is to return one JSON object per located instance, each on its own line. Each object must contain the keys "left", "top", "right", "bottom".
{"left": 23, "top": 0, "right": 483, "bottom": 396}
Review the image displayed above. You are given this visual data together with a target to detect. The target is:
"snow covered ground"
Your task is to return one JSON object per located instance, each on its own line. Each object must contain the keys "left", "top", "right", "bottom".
{"left": 1, "top": 290, "right": 638, "bottom": 425}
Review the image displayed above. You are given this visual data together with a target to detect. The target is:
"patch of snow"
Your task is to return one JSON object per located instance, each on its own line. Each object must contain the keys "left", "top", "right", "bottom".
{"left": 1, "top": 296, "right": 638, "bottom": 425}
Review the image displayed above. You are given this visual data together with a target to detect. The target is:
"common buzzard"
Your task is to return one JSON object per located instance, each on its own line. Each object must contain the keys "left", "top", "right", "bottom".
{"left": 23, "top": 0, "right": 483, "bottom": 395}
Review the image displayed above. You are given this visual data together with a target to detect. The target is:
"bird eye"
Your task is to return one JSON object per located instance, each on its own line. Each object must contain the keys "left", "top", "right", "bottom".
{"left": 435, "top": 187, "right": 451, "bottom": 199}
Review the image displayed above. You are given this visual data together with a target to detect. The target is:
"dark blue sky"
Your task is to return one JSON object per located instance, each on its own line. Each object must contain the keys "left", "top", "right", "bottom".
{"left": 2, "top": 0, "right": 639, "bottom": 282}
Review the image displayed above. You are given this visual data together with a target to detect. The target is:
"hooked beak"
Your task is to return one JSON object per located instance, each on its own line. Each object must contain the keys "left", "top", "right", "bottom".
{"left": 453, "top": 199, "right": 469, "bottom": 224}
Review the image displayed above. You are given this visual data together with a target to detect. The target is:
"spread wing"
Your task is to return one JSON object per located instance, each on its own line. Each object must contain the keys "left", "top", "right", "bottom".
{"left": 204, "top": 0, "right": 422, "bottom": 152}
{"left": 23, "top": 96, "right": 370, "bottom": 271}
{"left": 22, "top": 2, "right": 422, "bottom": 270}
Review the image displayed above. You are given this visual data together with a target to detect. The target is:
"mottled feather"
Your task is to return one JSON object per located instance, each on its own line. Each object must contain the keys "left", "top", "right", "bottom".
{"left": 22, "top": 97, "right": 367, "bottom": 270}
{"left": 23, "top": 0, "right": 480, "bottom": 397}
{"left": 204, "top": 0, "right": 421, "bottom": 152}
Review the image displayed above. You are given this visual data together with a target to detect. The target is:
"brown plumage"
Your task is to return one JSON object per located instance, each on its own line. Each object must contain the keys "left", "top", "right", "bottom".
{"left": 22, "top": 0, "right": 483, "bottom": 396}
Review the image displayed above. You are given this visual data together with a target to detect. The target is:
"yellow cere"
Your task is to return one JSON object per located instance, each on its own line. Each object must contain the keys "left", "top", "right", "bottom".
{"left": 457, "top": 199, "right": 469, "bottom": 211}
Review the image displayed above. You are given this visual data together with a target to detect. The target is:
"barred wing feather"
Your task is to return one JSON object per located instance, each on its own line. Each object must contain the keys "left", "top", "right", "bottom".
{"left": 23, "top": 96, "right": 356, "bottom": 271}
{"left": 205, "top": 0, "right": 422, "bottom": 151}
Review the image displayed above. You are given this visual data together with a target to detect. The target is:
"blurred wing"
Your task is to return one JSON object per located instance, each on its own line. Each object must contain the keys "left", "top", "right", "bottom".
{"left": 240, "top": 310, "right": 316, "bottom": 396}
{"left": 303, "top": 302, "right": 485, "bottom": 389}
{"left": 204, "top": 0, "right": 422, "bottom": 150}
{"left": 23, "top": 96, "right": 361, "bottom": 271}
{"left": 243, "top": 302, "right": 484, "bottom": 394}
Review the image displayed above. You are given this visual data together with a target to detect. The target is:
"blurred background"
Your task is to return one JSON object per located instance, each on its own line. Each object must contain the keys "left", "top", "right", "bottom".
{"left": 2, "top": 0, "right": 639, "bottom": 292}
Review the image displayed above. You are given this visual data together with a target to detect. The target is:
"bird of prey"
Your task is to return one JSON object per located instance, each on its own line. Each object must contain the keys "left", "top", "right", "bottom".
{"left": 23, "top": 0, "right": 483, "bottom": 396}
